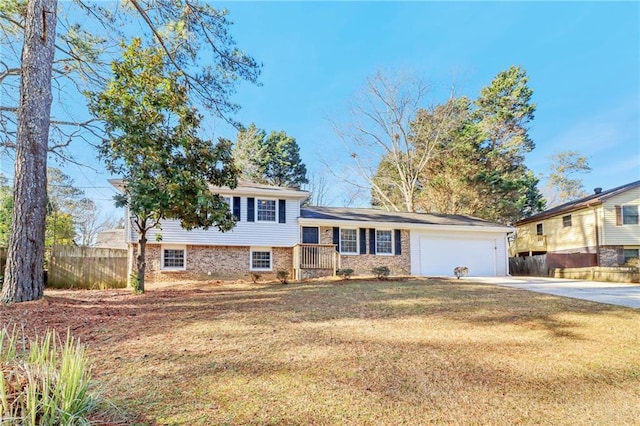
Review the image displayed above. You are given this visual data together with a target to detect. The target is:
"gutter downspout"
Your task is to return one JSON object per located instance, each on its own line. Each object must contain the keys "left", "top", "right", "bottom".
{"left": 593, "top": 206, "right": 600, "bottom": 266}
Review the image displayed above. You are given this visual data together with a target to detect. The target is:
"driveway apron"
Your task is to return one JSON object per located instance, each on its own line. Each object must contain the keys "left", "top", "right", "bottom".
{"left": 470, "top": 276, "right": 640, "bottom": 309}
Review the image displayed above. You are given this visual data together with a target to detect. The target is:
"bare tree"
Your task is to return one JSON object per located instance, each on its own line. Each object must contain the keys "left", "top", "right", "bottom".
{"left": 545, "top": 150, "right": 591, "bottom": 206}
{"left": 331, "top": 71, "right": 456, "bottom": 212}
{"left": 303, "top": 170, "right": 331, "bottom": 206}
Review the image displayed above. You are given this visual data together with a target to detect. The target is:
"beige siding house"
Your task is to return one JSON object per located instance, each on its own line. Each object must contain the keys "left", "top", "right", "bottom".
{"left": 511, "top": 180, "right": 640, "bottom": 266}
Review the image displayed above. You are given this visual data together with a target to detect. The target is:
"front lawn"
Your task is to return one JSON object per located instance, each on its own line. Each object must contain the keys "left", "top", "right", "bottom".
{"left": 1, "top": 278, "right": 638, "bottom": 425}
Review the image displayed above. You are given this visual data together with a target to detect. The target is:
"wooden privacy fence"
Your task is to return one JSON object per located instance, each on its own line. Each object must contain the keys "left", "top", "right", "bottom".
{"left": 48, "top": 246, "right": 128, "bottom": 289}
{"left": 509, "top": 255, "right": 548, "bottom": 276}
{"left": 510, "top": 253, "right": 598, "bottom": 277}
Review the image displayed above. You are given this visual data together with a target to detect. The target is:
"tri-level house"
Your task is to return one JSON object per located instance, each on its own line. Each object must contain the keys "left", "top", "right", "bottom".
{"left": 112, "top": 180, "right": 513, "bottom": 282}
{"left": 510, "top": 180, "right": 640, "bottom": 266}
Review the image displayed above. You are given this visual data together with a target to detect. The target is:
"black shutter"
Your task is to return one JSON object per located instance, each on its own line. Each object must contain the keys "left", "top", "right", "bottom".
{"left": 394, "top": 229, "right": 402, "bottom": 255}
{"left": 369, "top": 228, "right": 376, "bottom": 254}
{"left": 333, "top": 227, "right": 340, "bottom": 251}
{"left": 247, "top": 197, "right": 255, "bottom": 222}
{"left": 279, "top": 199, "right": 286, "bottom": 223}
{"left": 233, "top": 197, "right": 241, "bottom": 221}
{"left": 359, "top": 228, "right": 367, "bottom": 254}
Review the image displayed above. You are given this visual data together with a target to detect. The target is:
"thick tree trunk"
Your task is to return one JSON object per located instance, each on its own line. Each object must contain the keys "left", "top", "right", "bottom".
{"left": 1, "top": 0, "right": 57, "bottom": 303}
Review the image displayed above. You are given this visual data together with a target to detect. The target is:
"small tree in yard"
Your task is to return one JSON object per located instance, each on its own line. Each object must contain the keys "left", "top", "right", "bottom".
{"left": 88, "top": 39, "right": 238, "bottom": 292}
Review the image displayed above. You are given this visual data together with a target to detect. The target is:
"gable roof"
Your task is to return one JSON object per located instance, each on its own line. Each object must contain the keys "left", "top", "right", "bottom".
{"left": 109, "top": 179, "right": 310, "bottom": 199}
{"left": 300, "top": 206, "right": 511, "bottom": 232}
{"left": 516, "top": 180, "right": 640, "bottom": 226}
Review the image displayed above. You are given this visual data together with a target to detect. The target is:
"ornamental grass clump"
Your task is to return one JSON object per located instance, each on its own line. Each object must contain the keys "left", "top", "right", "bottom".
{"left": 0, "top": 327, "right": 99, "bottom": 425}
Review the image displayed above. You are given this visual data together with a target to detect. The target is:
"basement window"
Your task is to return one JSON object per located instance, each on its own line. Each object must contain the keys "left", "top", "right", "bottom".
{"left": 162, "top": 246, "right": 186, "bottom": 270}
{"left": 623, "top": 249, "right": 639, "bottom": 265}
{"left": 250, "top": 248, "right": 272, "bottom": 271}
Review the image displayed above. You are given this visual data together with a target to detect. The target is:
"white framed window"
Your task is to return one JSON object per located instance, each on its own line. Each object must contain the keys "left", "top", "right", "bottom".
{"left": 257, "top": 199, "right": 276, "bottom": 222}
{"left": 562, "top": 215, "right": 572, "bottom": 227}
{"left": 622, "top": 205, "right": 639, "bottom": 225}
{"left": 340, "top": 229, "right": 358, "bottom": 254}
{"left": 162, "top": 245, "right": 186, "bottom": 270}
{"left": 250, "top": 247, "right": 272, "bottom": 271}
{"left": 376, "top": 230, "right": 393, "bottom": 255}
{"left": 536, "top": 223, "right": 543, "bottom": 236}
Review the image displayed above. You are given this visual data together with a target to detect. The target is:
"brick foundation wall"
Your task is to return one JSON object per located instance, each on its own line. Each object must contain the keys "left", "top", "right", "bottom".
{"left": 132, "top": 244, "right": 293, "bottom": 283}
{"left": 599, "top": 246, "right": 622, "bottom": 267}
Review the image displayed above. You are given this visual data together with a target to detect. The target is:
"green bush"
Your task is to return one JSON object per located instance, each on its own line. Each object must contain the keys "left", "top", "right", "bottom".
{"left": 336, "top": 268, "right": 354, "bottom": 280}
{"left": 276, "top": 270, "right": 289, "bottom": 284}
{"left": 128, "top": 273, "right": 142, "bottom": 294}
{"left": 371, "top": 266, "right": 390, "bottom": 280}
{"left": 0, "top": 327, "right": 99, "bottom": 425}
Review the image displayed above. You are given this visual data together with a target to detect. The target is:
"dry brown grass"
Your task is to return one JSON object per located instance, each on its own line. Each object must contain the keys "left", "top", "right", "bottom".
{"left": 1, "top": 278, "right": 639, "bottom": 425}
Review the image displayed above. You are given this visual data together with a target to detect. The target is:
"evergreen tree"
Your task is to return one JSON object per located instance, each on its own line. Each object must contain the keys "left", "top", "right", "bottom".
{"left": 233, "top": 125, "right": 308, "bottom": 188}
{"left": 88, "top": 39, "right": 238, "bottom": 292}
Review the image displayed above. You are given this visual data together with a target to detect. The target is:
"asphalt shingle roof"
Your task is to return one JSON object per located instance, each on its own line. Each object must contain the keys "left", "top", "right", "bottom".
{"left": 301, "top": 206, "right": 507, "bottom": 228}
{"left": 516, "top": 180, "right": 640, "bottom": 225}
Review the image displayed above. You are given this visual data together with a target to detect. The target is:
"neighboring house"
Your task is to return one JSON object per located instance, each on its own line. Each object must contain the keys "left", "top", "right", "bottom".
{"left": 510, "top": 180, "right": 640, "bottom": 266}
{"left": 110, "top": 180, "right": 512, "bottom": 282}
{"left": 95, "top": 228, "right": 127, "bottom": 250}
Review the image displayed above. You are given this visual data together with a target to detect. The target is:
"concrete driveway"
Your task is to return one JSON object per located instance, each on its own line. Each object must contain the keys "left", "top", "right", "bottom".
{"left": 470, "top": 276, "right": 640, "bottom": 309}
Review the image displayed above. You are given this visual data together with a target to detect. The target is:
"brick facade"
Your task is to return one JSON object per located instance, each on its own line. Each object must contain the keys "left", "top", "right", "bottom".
{"left": 129, "top": 228, "right": 411, "bottom": 283}
{"left": 318, "top": 227, "right": 411, "bottom": 276}
{"left": 132, "top": 243, "right": 293, "bottom": 283}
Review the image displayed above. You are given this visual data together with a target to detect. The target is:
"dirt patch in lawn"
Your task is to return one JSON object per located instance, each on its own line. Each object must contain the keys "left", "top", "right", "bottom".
{"left": 1, "top": 278, "right": 639, "bottom": 425}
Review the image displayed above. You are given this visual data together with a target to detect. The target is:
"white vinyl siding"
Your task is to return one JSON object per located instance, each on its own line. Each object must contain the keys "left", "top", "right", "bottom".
{"left": 135, "top": 198, "right": 301, "bottom": 247}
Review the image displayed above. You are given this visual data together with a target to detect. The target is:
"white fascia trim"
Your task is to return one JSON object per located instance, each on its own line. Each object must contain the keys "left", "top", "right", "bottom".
{"left": 109, "top": 178, "right": 310, "bottom": 199}
{"left": 298, "top": 218, "right": 514, "bottom": 234}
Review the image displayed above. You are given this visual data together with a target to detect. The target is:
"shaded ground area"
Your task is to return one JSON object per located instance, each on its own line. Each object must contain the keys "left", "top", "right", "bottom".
{"left": 1, "top": 278, "right": 639, "bottom": 425}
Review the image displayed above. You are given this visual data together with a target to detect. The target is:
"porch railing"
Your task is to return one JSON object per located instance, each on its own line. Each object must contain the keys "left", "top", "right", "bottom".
{"left": 293, "top": 244, "right": 339, "bottom": 280}
{"left": 510, "top": 235, "right": 547, "bottom": 256}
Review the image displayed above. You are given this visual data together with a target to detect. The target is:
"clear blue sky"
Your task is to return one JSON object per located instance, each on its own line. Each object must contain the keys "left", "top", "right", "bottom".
{"left": 3, "top": 1, "right": 637, "bottom": 215}
{"left": 214, "top": 1, "right": 639, "bottom": 206}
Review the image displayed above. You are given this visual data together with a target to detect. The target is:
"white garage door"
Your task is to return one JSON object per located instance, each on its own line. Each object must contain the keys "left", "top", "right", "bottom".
{"left": 419, "top": 237, "right": 496, "bottom": 276}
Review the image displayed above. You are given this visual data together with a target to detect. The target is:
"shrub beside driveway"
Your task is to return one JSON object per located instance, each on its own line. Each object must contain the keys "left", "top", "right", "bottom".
{"left": 1, "top": 278, "right": 638, "bottom": 425}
